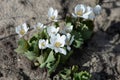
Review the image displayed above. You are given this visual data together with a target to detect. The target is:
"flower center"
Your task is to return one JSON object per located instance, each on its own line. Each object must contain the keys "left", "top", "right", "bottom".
{"left": 51, "top": 16, "right": 55, "bottom": 20}
{"left": 54, "top": 42, "right": 61, "bottom": 48}
{"left": 41, "top": 42, "right": 45, "bottom": 47}
{"left": 52, "top": 31, "right": 56, "bottom": 34}
{"left": 37, "top": 26, "right": 41, "bottom": 30}
{"left": 76, "top": 10, "right": 83, "bottom": 16}
{"left": 20, "top": 29, "right": 25, "bottom": 35}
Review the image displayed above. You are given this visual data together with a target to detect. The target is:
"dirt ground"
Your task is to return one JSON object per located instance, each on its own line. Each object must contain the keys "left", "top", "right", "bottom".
{"left": 0, "top": 0, "right": 120, "bottom": 80}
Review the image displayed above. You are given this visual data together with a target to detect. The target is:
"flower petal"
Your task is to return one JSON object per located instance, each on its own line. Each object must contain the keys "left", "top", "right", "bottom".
{"left": 65, "top": 23, "right": 73, "bottom": 33}
{"left": 59, "top": 35, "right": 66, "bottom": 47}
{"left": 93, "top": 5, "right": 102, "bottom": 15}
{"left": 86, "top": 6, "right": 92, "bottom": 12}
{"left": 75, "top": 4, "right": 81, "bottom": 14}
{"left": 15, "top": 26, "right": 21, "bottom": 34}
{"left": 80, "top": 4, "right": 86, "bottom": 13}
{"left": 58, "top": 48, "right": 66, "bottom": 55}
{"left": 38, "top": 23, "right": 43, "bottom": 27}
{"left": 47, "top": 26, "right": 59, "bottom": 36}
{"left": 67, "top": 46, "right": 71, "bottom": 51}
{"left": 39, "top": 39, "right": 48, "bottom": 49}
{"left": 82, "top": 11, "right": 92, "bottom": 19}
{"left": 72, "top": 13, "right": 77, "bottom": 18}
{"left": 48, "top": 7, "right": 54, "bottom": 17}
{"left": 54, "top": 10, "right": 58, "bottom": 19}
{"left": 66, "top": 33, "right": 71, "bottom": 39}
{"left": 88, "top": 11, "right": 95, "bottom": 20}
{"left": 23, "top": 23, "right": 29, "bottom": 32}
{"left": 70, "top": 35, "right": 74, "bottom": 45}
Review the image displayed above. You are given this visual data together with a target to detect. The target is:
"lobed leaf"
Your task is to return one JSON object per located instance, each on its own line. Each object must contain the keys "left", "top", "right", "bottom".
{"left": 15, "top": 38, "right": 29, "bottom": 54}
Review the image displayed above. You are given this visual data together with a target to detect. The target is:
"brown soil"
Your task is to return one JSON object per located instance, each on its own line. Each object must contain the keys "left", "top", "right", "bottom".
{"left": 0, "top": 0, "right": 120, "bottom": 80}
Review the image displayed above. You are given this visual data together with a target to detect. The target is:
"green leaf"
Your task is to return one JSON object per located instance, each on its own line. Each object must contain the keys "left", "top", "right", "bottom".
{"left": 73, "top": 73, "right": 80, "bottom": 80}
{"left": 81, "top": 24, "right": 88, "bottom": 30}
{"left": 29, "top": 34, "right": 38, "bottom": 43}
{"left": 72, "top": 65, "right": 79, "bottom": 72}
{"left": 15, "top": 38, "right": 29, "bottom": 54}
{"left": 65, "top": 16, "right": 72, "bottom": 23}
{"left": 73, "top": 71, "right": 91, "bottom": 80}
{"left": 65, "top": 16, "right": 77, "bottom": 24}
{"left": 60, "top": 74, "right": 71, "bottom": 80}
{"left": 48, "top": 54, "right": 60, "bottom": 74}
{"left": 37, "top": 55, "right": 44, "bottom": 64}
{"left": 40, "top": 62, "right": 46, "bottom": 68}
{"left": 72, "top": 31, "right": 83, "bottom": 48}
{"left": 59, "top": 68, "right": 72, "bottom": 80}
{"left": 24, "top": 51, "right": 37, "bottom": 60}
{"left": 15, "top": 46, "right": 26, "bottom": 54}
{"left": 40, "top": 51, "right": 55, "bottom": 69}
{"left": 66, "top": 22, "right": 72, "bottom": 26}
{"left": 80, "top": 20, "right": 94, "bottom": 40}
{"left": 60, "top": 50, "right": 73, "bottom": 64}
{"left": 83, "top": 20, "right": 94, "bottom": 31}
{"left": 30, "top": 41, "right": 39, "bottom": 55}
{"left": 79, "top": 71, "right": 91, "bottom": 80}
{"left": 43, "top": 29, "right": 49, "bottom": 39}
{"left": 45, "top": 51, "right": 55, "bottom": 63}
{"left": 54, "top": 22, "right": 59, "bottom": 27}
{"left": 81, "top": 30, "right": 93, "bottom": 40}
{"left": 39, "top": 54, "right": 48, "bottom": 68}
{"left": 74, "top": 39, "right": 83, "bottom": 48}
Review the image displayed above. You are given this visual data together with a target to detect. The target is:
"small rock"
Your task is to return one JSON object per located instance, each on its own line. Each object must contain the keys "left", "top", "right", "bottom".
{"left": 116, "top": 56, "right": 120, "bottom": 74}
{"left": 116, "top": 1, "right": 120, "bottom": 6}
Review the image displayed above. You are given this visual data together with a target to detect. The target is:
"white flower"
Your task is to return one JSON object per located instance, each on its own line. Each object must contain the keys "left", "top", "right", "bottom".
{"left": 88, "top": 11, "right": 96, "bottom": 20}
{"left": 47, "top": 26, "right": 59, "bottom": 37}
{"left": 34, "top": 22, "right": 46, "bottom": 31}
{"left": 39, "top": 39, "right": 48, "bottom": 49}
{"left": 82, "top": 6, "right": 94, "bottom": 19}
{"left": 93, "top": 5, "right": 102, "bottom": 15}
{"left": 48, "top": 7, "right": 58, "bottom": 22}
{"left": 48, "top": 34, "right": 66, "bottom": 55}
{"left": 65, "top": 23, "right": 73, "bottom": 33}
{"left": 72, "top": 4, "right": 92, "bottom": 19}
{"left": 59, "top": 23, "right": 73, "bottom": 34}
{"left": 66, "top": 33, "right": 74, "bottom": 51}
{"left": 87, "top": 5, "right": 101, "bottom": 20}
{"left": 15, "top": 23, "right": 29, "bottom": 37}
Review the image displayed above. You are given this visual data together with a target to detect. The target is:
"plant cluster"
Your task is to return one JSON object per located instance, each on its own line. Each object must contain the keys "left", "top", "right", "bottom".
{"left": 15, "top": 4, "right": 101, "bottom": 80}
{"left": 54, "top": 65, "right": 91, "bottom": 80}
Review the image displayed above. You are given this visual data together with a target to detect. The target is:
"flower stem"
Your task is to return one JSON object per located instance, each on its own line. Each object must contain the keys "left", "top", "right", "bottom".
{"left": 76, "top": 18, "right": 80, "bottom": 28}
{"left": 41, "top": 49, "right": 43, "bottom": 54}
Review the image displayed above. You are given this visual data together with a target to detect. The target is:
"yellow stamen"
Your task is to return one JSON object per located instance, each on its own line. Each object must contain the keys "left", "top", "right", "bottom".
{"left": 20, "top": 29, "right": 25, "bottom": 35}
{"left": 76, "top": 10, "right": 83, "bottom": 16}
{"left": 37, "top": 26, "right": 41, "bottom": 30}
{"left": 41, "top": 42, "right": 45, "bottom": 47}
{"left": 51, "top": 16, "right": 55, "bottom": 20}
{"left": 52, "top": 31, "right": 56, "bottom": 34}
{"left": 54, "top": 42, "right": 61, "bottom": 48}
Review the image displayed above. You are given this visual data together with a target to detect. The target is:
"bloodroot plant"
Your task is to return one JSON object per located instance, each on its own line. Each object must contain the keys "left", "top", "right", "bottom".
{"left": 15, "top": 4, "right": 101, "bottom": 80}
